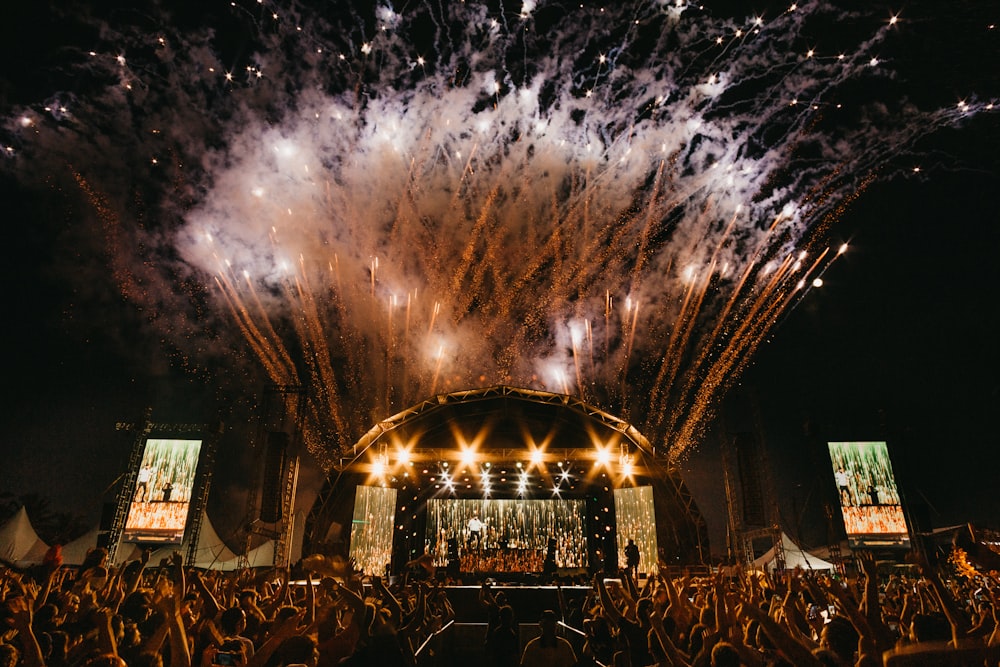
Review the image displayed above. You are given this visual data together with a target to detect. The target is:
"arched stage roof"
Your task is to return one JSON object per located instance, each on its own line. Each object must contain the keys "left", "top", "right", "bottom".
{"left": 304, "top": 386, "right": 709, "bottom": 565}
{"left": 343, "top": 385, "right": 661, "bottom": 467}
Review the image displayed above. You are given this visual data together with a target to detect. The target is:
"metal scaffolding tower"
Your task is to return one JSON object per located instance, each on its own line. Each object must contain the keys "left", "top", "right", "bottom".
{"left": 105, "top": 410, "right": 154, "bottom": 564}
{"left": 723, "top": 431, "right": 783, "bottom": 570}
{"left": 105, "top": 412, "right": 218, "bottom": 566}
{"left": 240, "top": 385, "right": 305, "bottom": 569}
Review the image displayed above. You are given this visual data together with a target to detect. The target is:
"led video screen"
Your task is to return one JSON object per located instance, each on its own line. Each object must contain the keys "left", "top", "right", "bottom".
{"left": 828, "top": 441, "right": 909, "bottom": 548}
{"left": 349, "top": 485, "right": 398, "bottom": 575}
{"left": 615, "top": 486, "right": 658, "bottom": 575}
{"left": 123, "top": 438, "right": 203, "bottom": 543}
{"left": 425, "top": 498, "right": 588, "bottom": 572}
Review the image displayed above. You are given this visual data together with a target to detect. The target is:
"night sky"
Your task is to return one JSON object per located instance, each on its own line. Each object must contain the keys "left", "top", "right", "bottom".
{"left": 1, "top": 0, "right": 997, "bottom": 556}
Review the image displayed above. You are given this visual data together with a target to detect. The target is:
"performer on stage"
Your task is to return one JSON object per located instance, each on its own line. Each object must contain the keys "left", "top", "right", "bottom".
{"left": 469, "top": 513, "right": 484, "bottom": 549}
{"left": 624, "top": 538, "right": 640, "bottom": 580}
{"left": 136, "top": 464, "right": 154, "bottom": 502}
{"left": 835, "top": 467, "right": 852, "bottom": 506}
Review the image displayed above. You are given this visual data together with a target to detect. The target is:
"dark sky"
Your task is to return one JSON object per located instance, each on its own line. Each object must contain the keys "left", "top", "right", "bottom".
{"left": 1, "top": 0, "right": 998, "bottom": 556}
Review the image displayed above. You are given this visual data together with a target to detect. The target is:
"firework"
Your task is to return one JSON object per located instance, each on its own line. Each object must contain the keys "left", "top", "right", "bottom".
{"left": 2, "top": 1, "right": 991, "bottom": 468}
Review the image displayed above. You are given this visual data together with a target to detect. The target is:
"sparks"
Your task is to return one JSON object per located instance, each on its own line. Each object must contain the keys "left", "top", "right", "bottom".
{"left": 5, "top": 0, "right": 986, "bottom": 466}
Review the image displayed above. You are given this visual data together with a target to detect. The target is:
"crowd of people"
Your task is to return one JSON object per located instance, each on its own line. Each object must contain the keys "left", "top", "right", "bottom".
{"left": 3, "top": 542, "right": 1000, "bottom": 667}
{"left": 481, "top": 547, "right": 1000, "bottom": 667}
{"left": 0, "top": 548, "right": 454, "bottom": 667}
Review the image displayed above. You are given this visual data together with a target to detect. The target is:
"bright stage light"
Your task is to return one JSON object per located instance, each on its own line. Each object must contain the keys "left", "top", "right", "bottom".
{"left": 460, "top": 447, "right": 477, "bottom": 468}
{"left": 595, "top": 447, "right": 612, "bottom": 467}
{"left": 395, "top": 447, "right": 411, "bottom": 466}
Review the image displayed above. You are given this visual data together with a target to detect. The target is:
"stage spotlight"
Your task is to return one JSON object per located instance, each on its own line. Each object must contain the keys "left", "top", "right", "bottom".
{"left": 530, "top": 448, "right": 544, "bottom": 466}
{"left": 460, "top": 446, "right": 477, "bottom": 468}
{"left": 595, "top": 447, "right": 612, "bottom": 467}
{"left": 396, "top": 447, "right": 411, "bottom": 466}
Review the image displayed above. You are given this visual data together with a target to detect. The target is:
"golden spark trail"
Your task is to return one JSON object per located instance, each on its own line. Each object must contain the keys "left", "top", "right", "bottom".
{"left": 214, "top": 275, "right": 294, "bottom": 384}
{"left": 241, "top": 272, "right": 300, "bottom": 378}
{"left": 292, "top": 260, "right": 350, "bottom": 440}
{"left": 33, "top": 0, "right": 981, "bottom": 468}
{"left": 667, "top": 253, "right": 801, "bottom": 457}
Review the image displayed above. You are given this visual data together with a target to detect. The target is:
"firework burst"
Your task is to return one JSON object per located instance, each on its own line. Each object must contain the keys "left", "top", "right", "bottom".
{"left": 2, "top": 0, "right": 991, "bottom": 468}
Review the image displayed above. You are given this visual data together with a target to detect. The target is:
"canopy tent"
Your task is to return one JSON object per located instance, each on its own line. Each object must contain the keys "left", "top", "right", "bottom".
{"left": 176, "top": 513, "right": 240, "bottom": 569}
{"left": 61, "top": 527, "right": 101, "bottom": 566}
{"left": 59, "top": 512, "right": 275, "bottom": 570}
{"left": 147, "top": 514, "right": 277, "bottom": 570}
{"left": 752, "top": 532, "right": 836, "bottom": 572}
{"left": 62, "top": 527, "right": 151, "bottom": 566}
{"left": 244, "top": 539, "right": 276, "bottom": 568}
{"left": 0, "top": 507, "right": 50, "bottom": 567}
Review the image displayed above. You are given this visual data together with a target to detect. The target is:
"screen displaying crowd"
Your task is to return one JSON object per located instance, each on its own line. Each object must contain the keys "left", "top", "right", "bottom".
{"left": 425, "top": 498, "right": 588, "bottom": 572}
{"left": 828, "top": 441, "right": 910, "bottom": 549}
{"left": 123, "top": 439, "right": 203, "bottom": 544}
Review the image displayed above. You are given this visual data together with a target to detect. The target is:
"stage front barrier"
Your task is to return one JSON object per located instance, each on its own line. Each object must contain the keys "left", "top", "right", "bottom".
{"left": 413, "top": 618, "right": 590, "bottom": 667}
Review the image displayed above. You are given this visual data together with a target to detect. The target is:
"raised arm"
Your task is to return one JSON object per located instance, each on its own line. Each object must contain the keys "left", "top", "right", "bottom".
{"left": 662, "top": 572, "right": 696, "bottom": 630}
{"left": 648, "top": 604, "right": 692, "bottom": 667}
{"left": 856, "top": 551, "right": 897, "bottom": 652}
{"left": 595, "top": 573, "right": 624, "bottom": 625}
{"left": 245, "top": 609, "right": 306, "bottom": 667}
{"left": 918, "top": 554, "right": 971, "bottom": 643}
{"left": 152, "top": 573, "right": 192, "bottom": 667}
{"left": 738, "top": 602, "right": 824, "bottom": 667}
{"left": 190, "top": 570, "right": 222, "bottom": 620}
{"left": 372, "top": 575, "right": 401, "bottom": 627}
{"left": 304, "top": 571, "right": 317, "bottom": 627}
{"left": 261, "top": 568, "right": 289, "bottom": 619}
{"left": 9, "top": 594, "right": 46, "bottom": 667}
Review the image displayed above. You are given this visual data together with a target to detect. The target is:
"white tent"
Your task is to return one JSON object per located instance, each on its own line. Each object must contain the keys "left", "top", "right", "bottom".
{"left": 61, "top": 512, "right": 273, "bottom": 570}
{"left": 0, "top": 507, "right": 50, "bottom": 567}
{"left": 147, "top": 513, "right": 276, "bottom": 570}
{"left": 752, "top": 532, "right": 835, "bottom": 572}
{"left": 142, "top": 512, "right": 236, "bottom": 569}
{"left": 61, "top": 526, "right": 101, "bottom": 566}
{"left": 183, "top": 513, "right": 241, "bottom": 569}
{"left": 244, "top": 539, "right": 276, "bottom": 569}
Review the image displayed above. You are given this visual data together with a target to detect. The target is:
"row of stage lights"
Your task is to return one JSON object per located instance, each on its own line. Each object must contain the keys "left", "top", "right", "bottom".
{"left": 365, "top": 442, "right": 638, "bottom": 491}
